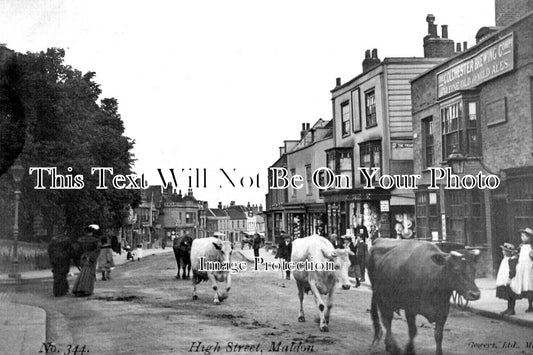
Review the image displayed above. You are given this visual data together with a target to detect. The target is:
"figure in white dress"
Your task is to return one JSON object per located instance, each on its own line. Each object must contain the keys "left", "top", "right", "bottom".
{"left": 510, "top": 228, "right": 533, "bottom": 312}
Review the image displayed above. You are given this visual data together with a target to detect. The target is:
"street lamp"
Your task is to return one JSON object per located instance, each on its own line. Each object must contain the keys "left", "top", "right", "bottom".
{"left": 9, "top": 159, "right": 24, "bottom": 281}
{"left": 448, "top": 148, "right": 466, "bottom": 174}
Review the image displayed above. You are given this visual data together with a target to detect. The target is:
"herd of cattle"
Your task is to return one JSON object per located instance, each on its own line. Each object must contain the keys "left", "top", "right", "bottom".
{"left": 172, "top": 235, "right": 481, "bottom": 355}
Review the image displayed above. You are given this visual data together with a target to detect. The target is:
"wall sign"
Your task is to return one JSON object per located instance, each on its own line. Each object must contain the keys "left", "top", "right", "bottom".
{"left": 380, "top": 200, "right": 389, "bottom": 212}
{"left": 437, "top": 33, "right": 514, "bottom": 98}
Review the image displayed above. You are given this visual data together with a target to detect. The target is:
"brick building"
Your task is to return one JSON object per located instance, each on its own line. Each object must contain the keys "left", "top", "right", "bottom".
{"left": 411, "top": 1, "right": 533, "bottom": 275}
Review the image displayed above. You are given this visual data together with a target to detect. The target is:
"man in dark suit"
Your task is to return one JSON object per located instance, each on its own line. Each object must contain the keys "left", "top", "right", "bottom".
{"left": 277, "top": 235, "right": 292, "bottom": 280}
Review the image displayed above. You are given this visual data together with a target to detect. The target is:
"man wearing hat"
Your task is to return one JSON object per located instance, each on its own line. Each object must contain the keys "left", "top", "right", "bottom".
{"left": 496, "top": 242, "right": 519, "bottom": 315}
{"left": 330, "top": 233, "right": 342, "bottom": 249}
{"left": 510, "top": 228, "right": 533, "bottom": 312}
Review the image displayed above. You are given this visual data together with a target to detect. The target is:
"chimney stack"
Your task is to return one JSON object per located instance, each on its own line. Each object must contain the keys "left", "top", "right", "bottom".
{"left": 463, "top": 41, "right": 468, "bottom": 50}
{"left": 423, "top": 15, "right": 455, "bottom": 58}
{"left": 362, "top": 48, "right": 381, "bottom": 73}
{"left": 218, "top": 202, "right": 222, "bottom": 209}
{"left": 335, "top": 77, "right": 341, "bottom": 87}
{"left": 456, "top": 42, "right": 462, "bottom": 53}
{"left": 188, "top": 188, "right": 193, "bottom": 197}
{"left": 441, "top": 25, "right": 448, "bottom": 39}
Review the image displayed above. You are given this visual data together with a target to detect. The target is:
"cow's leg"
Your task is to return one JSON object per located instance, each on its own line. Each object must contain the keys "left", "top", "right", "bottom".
{"left": 206, "top": 272, "right": 221, "bottom": 305}
{"left": 174, "top": 249, "right": 181, "bottom": 279}
{"left": 192, "top": 275, "right": 198, "bottom": 300}
{"left": 371, "top": 294, "right": 383, "bottom": 345}
{"left": 296, "top": 281, "right": 306, "bottom": 322}
{"left": 434, "top": 315, "right": 447, "bottom": 355}
{"left": 324, "top": 287, "right": 335, "bottom": 325}
{"left": 380, "top": 307, "right": 400, "bottom": 355}
{"left": 308, "top": 279, "right": 328, "bottom": 332}
{"left": 404, "top": 310, "right": 417, "bottom": 355}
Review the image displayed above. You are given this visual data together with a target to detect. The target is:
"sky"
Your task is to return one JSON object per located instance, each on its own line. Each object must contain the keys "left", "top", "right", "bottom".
{"left": 0, "top": 0, "right": 495, "bottom": 207}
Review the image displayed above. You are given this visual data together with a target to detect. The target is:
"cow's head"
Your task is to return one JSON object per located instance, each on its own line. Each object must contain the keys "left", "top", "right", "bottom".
{"left": 322, "top": 248, "right": 354, "bottom": 290}
{"left": 431, "top": 249, "right": 481, "bottom": 301}
{"left": 212, "top": 241, "right": 233, "bottom": 301}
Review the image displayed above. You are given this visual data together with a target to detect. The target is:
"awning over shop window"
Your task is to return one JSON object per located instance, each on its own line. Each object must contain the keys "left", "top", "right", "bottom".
{"left": 390, "top": 189, "right": 415, "bottom": 206}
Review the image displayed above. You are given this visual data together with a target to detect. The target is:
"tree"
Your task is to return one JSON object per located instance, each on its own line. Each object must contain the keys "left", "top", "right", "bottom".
{"left": 0, "top": 47, "right": 140, "bottom": 241}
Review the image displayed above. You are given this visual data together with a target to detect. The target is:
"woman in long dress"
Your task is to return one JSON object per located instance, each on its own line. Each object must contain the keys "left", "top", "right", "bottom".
{"left": 72, "top": 224, "right": 101, "bottom": 297}
{"left": 510, "top": 228, "right": 533, "bottom": 312}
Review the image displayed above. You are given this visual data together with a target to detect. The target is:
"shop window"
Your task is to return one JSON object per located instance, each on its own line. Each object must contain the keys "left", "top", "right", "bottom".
{"left": 365, "top": 90, "right": 377, "bottom": 127}
{"left": 360, "top": 141, "right": 381, "bottom": 183}
{"left": 341, "top": 101, "right": 350, "bottom": 136}
{"left": 423, "top": 117, "right": 434, "bottom": 168}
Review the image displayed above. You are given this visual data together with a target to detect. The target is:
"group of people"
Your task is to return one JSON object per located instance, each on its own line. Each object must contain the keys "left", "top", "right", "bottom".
{"left": 47, "top": 224, "right": 116, "bottom": 298}
{"left": 496, "top": 227, "right": 533, "bottom": 315}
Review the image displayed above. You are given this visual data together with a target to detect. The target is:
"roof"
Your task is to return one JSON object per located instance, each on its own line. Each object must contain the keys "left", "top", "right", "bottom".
{"left": 209, "top": 208, "right": 228, "bottom": 217}
{"left": 226, "top": 205, "right": 247, "bottom": 219}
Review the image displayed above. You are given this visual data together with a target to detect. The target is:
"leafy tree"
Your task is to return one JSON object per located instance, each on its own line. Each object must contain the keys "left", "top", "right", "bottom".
{"left": 0, "top": 47, "right": 140, "bottom": 241}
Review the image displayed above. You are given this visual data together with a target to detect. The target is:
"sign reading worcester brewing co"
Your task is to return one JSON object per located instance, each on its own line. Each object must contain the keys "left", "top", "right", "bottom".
{"left": 437, "top": 33, "right": 514, "bottom": 98}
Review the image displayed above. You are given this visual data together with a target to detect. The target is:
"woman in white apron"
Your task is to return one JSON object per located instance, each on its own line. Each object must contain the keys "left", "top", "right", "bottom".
{"left": 510, "top": 228, "right": 533, "bottom": 312}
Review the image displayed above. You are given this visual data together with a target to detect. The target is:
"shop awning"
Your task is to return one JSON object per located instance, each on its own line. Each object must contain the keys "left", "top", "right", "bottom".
{"left": 390, "top": 189, "right": 415, "bottom": 206}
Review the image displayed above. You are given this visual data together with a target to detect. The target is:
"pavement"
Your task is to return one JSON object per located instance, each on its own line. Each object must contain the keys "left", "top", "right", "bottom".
{"left": 1, "top": 246, "right": 532, "bottom": 355}
{"left": 238, "top": 247, "right": 533, "bottom": 329}
{"left": 0, "top": 247, "right": 173, "bottom": 355}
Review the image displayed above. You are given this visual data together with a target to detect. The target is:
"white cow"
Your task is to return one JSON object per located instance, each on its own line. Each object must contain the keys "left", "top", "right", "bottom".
{"left": 291, "top": 234, "right": 354, "bottom": 332}
{"left": 191, "top": 237, "right": 233, "bottom": 304}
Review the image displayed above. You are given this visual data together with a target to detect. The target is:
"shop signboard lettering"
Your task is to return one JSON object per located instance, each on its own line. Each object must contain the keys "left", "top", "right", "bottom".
{"left": 437, "top": 33, "right": 514, "bottom": 98}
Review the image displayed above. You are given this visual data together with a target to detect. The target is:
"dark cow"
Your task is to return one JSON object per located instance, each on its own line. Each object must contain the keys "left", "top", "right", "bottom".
{"left": 173, "top": 235, "right": 193, "bottom": 279}
{"left": 368, "top": 238, "right": 480, "bottom": 355}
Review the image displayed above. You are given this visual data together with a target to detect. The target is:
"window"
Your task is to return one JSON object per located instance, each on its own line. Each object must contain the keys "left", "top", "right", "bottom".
{"left": 441, "top": 99, "right": 480, "bottom": 159}
{"left": 325, "top": 148, "right": 353, "bottom": 188}
{"left": 351, "top": 88, "right": 361, "bottom": 132}
{"left": 341, "top": 101, "right": 350, "bottom": 136}
{"left": 423, "top": 117, "right": 434, "bottom": 168}
{"left": 359, "top": 141, "right": 381, "bottom": 183}
{"left": 305, "top": 164, "right": 312, "bottom": 195}
{"left": 290, "top": 168, "right": 297, "bottom": 198}
{"left": 365, "top": 90, "right": 377, "bottom": 127}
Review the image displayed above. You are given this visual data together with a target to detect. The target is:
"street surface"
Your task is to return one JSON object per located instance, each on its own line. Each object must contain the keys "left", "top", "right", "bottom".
{"left": 2, "top": 251, "right": 533, "bottom": 355}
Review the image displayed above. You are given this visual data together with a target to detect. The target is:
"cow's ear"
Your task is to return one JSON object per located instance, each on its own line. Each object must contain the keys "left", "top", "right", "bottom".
{"left": 212, "top": 242, "right": 222, "bottom": 250}
{"left": 431, "top": 253, "right": 449, "bottom": 266}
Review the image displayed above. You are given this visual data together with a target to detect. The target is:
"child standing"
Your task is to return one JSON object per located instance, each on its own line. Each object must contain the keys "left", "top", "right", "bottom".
{"left": 496, "top": 243, "right": 519, "bottom": 315}
{"left": 135, "top": 243, "right": 143, "bottom": 261}
{"left": 510, "top": 228, "right": 533, "bottom": 312}
{"left": 97, "top": 236, "right": 115, "bottom": 280}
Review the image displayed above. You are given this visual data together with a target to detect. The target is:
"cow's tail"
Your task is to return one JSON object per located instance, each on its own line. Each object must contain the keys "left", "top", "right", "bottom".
{"left": 371, "top": 294, "right": 382, "bottom": 345}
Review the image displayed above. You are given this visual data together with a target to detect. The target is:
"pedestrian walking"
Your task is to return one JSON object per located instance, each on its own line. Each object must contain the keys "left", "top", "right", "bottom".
{"left": 47, "top": 234, "right": 76, "bottom": 297}
{"left": 345, "top": 235, "right": 361, "bottom": 287}
{"left": 253, "top": 233, "right": 262, "bottom": 258}
{"left": 496, "top": 242, "right": 519, "bottom": 315}
{"left": 354, "top": 223, "right": 368, "bottom": 282}
{"left": 276, "top": 235, "right": 292, "bottom": 280}
{"left": 510, "top": 228, "right": 533, "bottom": 312}
{"left": 97, "top": 235, "right": 115, "bottom": 281}
{"left": 72, "top": 224, "right": 101, "bottom": 297}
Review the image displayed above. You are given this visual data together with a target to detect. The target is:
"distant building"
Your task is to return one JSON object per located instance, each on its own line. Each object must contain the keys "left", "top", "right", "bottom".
{"left": 158, "top": 187, "right": 202, "bottom": 240}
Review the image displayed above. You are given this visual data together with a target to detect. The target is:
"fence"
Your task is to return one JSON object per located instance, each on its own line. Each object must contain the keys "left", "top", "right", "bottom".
{"left": 0, "top": 238, "right": 50, "bottom": 272}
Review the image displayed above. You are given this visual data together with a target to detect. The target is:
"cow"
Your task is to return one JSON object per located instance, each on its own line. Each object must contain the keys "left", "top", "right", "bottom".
{"left": 173, "top": 235, "right": 193, "bottom": 279}
{"left": 368, "top": 238, "right": 480, "bottom": 355}
{"left": 291, "top": 234, "right": 354, "bottom": 332}
{"left": 190, "top": 237, "right": 233, "bottom": 304}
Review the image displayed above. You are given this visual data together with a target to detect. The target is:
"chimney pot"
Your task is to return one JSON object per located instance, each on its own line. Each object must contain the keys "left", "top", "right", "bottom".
{"left": 371, "top": 48, "right": 378, "bottom": 58}
{"left": 456, "top": 43, "right": 462, "bottom": 52}
{"left": 365, "top": 49, "right": 371, "bottom": 58}
{"left": 441, "top": 25, "right": 448, "bottom": 39}
{"left": 306, "top": 123, "right": 310, "bottom": 130}
{"left": 301, "top": 123, "right": 306, "bottom": 130}
{"left": 463, "top": 41, "right": 468, "bottom": 50}
{"left": 335, "top": 77, "right": 341, "bottom": 86}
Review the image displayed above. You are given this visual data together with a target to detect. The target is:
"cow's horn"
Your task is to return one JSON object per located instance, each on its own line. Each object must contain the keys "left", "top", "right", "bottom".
{"left": 469, "top": 249, "right": 481, "bottom": 256}
{"left": 450, "top": 251, "right": 463, "bottom": 257}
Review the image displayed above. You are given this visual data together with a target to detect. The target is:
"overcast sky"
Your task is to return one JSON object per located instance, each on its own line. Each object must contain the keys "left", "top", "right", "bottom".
{"left": 0, "top": 0, "right": 494, "bottom": 207}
